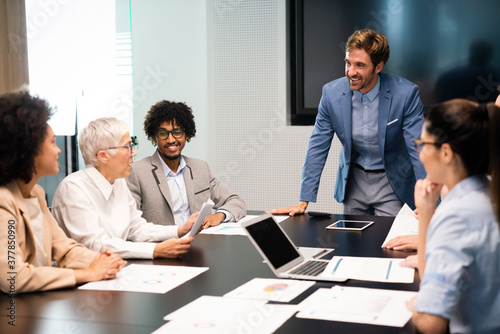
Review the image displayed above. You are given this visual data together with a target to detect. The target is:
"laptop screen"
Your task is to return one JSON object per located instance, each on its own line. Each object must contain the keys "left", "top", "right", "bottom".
{"left": 245, "top": 216, "right": 301, "bottom": 269}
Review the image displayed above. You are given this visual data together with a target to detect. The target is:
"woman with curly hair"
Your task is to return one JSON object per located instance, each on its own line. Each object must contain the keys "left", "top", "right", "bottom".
{"left": 0, "top": 89, "right": 126, "bottom": 293}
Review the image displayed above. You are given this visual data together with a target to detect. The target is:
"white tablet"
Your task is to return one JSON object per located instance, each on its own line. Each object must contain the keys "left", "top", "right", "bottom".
{"left": 326, "top": 220, "right": 374, "bottom": 231}
{"left": 182, "top": 201, "right": 214, "bottom": 238}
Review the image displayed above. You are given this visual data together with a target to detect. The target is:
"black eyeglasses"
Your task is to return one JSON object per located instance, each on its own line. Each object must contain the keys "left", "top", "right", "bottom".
{"left": 414, "top": 138, "right": 442, "bottom": 154}
{"left": 106, "top": 136, "right": 138, "bottom": 154}
{"left": 157, "top": 128, "right": 184, "bottom": 140}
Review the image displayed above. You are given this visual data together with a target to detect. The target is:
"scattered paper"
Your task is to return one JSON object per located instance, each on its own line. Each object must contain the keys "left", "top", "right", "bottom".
{"left": 296, "top": 286, "right": 416, "bottom": 327}
{"left": 381, "top": 204, "right": 418, "bottom": 247}
{"left": 322, "top": 256, "right": 414, "bottom": 283}
{"left": 270, "top": 215, "right": 289, "bottom": 223}
{"left": 155, "top": 295, "right": 297, "bottom": 334}
{"left": 78, "top": 264, "right": 208, "bottom": 294}
{"left": 199, "top": 222, "right": 246, "bottom": 235}
{"left": 200, "top": 215, "right": 289, "bottom": 235}
{"left": 224, "top": 278, "right": 315, "bottom": 302}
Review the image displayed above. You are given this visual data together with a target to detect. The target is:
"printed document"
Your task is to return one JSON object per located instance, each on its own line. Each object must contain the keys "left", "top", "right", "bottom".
{"left": 322, "top": 256, "right": 414, "bottom": 283}
{"left": 155, "top": 295, "right": 297, "bottom": 333}
{"left": 381, "top": 203, "right": 418, "bottom": 247}
{"left": 296, "top": 286, "right": 416, "bottom": 327}
{"left": 200, "top": 215, "right": 288, "bottom": 236}
{"left": 78, "top": 264, "right": 208, "bottom": 294}
{"left": 223, "top": 278, "right": 315, "bottom": 302}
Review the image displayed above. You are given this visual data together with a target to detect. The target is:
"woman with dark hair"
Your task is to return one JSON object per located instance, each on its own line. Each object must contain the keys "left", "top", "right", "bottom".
{"left": 407, "top": 99, "right": 500, "bottom": 333}
{"left": 0, "top": 89, "right": 126, "bottom": 293}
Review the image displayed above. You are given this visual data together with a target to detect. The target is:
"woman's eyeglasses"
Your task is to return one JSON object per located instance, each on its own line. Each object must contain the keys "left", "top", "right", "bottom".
{"left": 414, "top": 138, "right": 442, "bottom": 154}
{"left": 106, "top": 136, "right": 139, "bottom": 154}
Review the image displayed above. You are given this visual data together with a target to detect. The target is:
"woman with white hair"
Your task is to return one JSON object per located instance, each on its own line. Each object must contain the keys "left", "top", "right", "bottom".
{"left": 52, "top": 117, "right": 197, "bottom": 259}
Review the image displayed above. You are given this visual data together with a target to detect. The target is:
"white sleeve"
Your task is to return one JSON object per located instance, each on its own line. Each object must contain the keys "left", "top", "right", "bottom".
{"left": 126, "top": 187, "right": 179, "bottom": 241}
{"left": 52, "top": 180, "right": 160, "bottom": 259}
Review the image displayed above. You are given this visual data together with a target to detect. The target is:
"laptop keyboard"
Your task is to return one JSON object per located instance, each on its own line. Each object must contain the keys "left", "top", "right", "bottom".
{"left": 289, "top": 260, "right": 328, "bottom": 276}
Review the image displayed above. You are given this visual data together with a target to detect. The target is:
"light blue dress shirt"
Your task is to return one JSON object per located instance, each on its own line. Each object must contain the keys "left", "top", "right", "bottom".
{"left": 415, "top": 174, "right": 500, "bottom": 333}
{"left": 158, "top": 153, "right": 232, "bottom": 225}
{"left": 159, "top": 155, "right": 191, "bottom": 226}
{"left": 351, "top": 77, "right": 384, "bottom": 170}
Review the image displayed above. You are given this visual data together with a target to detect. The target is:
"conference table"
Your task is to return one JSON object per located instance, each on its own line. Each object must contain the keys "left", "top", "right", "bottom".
{"left": 0, "top": 213, "right": 419, "bottom": 334}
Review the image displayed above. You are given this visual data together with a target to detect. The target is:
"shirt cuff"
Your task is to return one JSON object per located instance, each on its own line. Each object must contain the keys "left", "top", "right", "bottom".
{"left": 215, "top": 209, "right": 232, "bottom": 223}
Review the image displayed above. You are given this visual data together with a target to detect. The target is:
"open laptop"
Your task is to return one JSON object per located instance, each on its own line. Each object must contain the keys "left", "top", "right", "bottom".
{"left": 241, "top": 213, "right": 347, "bottom": 282}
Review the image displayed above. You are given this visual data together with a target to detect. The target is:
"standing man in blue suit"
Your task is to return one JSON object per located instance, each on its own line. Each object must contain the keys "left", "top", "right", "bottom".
{"left": 270, "top": 29, "right": 425, "bottom": 216}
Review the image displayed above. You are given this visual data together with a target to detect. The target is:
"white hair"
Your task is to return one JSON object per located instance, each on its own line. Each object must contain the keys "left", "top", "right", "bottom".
{"left": 78, "top": 117, "right": 130, "bottom": 167}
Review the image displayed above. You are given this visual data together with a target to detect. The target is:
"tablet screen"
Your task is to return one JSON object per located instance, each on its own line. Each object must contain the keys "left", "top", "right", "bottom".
{"left": 326, "top": 220, "right": 374, "bottom": 231}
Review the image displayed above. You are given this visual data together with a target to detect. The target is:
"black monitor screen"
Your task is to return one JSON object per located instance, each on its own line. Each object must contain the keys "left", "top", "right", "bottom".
{"left": 290, "top": 0, "right": 500, "bottom": 124}
{"left": 245, "top": 217, "right": 301, "bottom": 269}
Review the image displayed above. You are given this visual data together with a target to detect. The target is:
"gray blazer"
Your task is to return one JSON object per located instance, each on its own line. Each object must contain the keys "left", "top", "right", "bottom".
{"left": 126, "top": 152, "right": 246, "bottom": 226}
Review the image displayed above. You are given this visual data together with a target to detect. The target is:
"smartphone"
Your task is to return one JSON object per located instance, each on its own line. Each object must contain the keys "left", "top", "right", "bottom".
{"left": 308, "top": 211, "right": 331, "bottom": 218}
{"left": 326, "top": 220, "right": 374, "bottom": 231}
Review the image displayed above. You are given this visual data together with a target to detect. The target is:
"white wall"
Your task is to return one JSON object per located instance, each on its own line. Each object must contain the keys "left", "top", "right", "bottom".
{"left": 131, "top": 0, "right": 342, "bottom": 213}
{"left": 131, "top": 0, "right": 208, "bottom": 160}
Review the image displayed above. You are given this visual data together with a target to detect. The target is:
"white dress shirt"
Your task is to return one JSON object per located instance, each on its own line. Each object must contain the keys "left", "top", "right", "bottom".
{"left": 52, "top": 167, "right": 178, "bottom": 259}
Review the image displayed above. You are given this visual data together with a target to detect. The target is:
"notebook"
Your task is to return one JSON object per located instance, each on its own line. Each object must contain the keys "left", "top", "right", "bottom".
{"left": 241, "top": 213, "right": 347, "bottom": 282}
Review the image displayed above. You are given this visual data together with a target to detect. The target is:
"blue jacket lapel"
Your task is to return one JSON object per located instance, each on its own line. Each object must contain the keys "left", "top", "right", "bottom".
{"left": 378, "top": 74, "right": 392, "bottom": 160}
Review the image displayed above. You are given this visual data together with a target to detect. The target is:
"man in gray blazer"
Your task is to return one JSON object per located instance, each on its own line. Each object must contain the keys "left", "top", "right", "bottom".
{"left": 127, "top": 100, "right": 246, "bottom": 228}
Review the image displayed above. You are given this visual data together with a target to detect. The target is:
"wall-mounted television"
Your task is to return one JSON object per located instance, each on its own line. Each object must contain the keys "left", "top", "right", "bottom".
{"left": 290, "top": 0, "right": 500, "bottom": 125}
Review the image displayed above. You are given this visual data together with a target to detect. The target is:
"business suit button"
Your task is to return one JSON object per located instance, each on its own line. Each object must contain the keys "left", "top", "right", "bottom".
{"left": 346, "top": 162, "right": 350, "bottom": 165}
{"left": 344, "top": 177, "right": 347, "bottom": 181}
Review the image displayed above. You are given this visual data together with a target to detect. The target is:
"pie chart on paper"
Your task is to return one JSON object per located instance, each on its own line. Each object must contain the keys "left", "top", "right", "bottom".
{"left": 264, "top": 283, "right": 288, "bottom": 292}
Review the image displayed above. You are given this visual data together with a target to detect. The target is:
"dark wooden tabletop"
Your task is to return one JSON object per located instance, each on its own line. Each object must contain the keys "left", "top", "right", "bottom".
{"left": 0, "top": 213, "right": 418, "bottom": 334}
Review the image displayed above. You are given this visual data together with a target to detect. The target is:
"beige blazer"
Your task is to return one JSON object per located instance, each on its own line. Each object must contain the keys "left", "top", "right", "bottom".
{"left": 0, "top": 181, "right": 96, "bottom": 293}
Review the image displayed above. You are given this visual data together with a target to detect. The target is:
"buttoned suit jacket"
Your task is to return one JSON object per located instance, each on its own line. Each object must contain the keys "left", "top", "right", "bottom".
{"left": 127, "top": 153, "right": 246, "bottom": 225}
{"left": 299, "top": 73, "right": 426, "bottom": 209}
{"left": 0, "top": 181, "right": 95, "bottom": 293}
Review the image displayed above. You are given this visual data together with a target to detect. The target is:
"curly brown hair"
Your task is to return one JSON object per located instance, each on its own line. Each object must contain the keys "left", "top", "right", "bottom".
{"left": 0, "top": 89, "right": 53, "bottom": 186}
{"left": 143, "top": 100, "right": 196, "bottom": 145}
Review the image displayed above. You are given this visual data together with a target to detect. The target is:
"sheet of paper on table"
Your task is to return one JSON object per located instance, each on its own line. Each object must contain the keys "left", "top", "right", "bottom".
{"left": 381, "top": 203, "right": 418, "bottom": 247}
{"left": 223, "top": 278, "right": 315, "bottom": 302}
{"left": 322, "top": 256, "right": 415, "bottom": 283}
{"left": 78, "top": 264, "right": 208, "bottom": 294}
{"left": 155, "top": 295, "right": 297, "bottom": 334}
{"left": 296, "top": 286, "right": 416, "bottom": 327}
{"left": 199, "top": 215, "right": 289, "bottom": 236}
